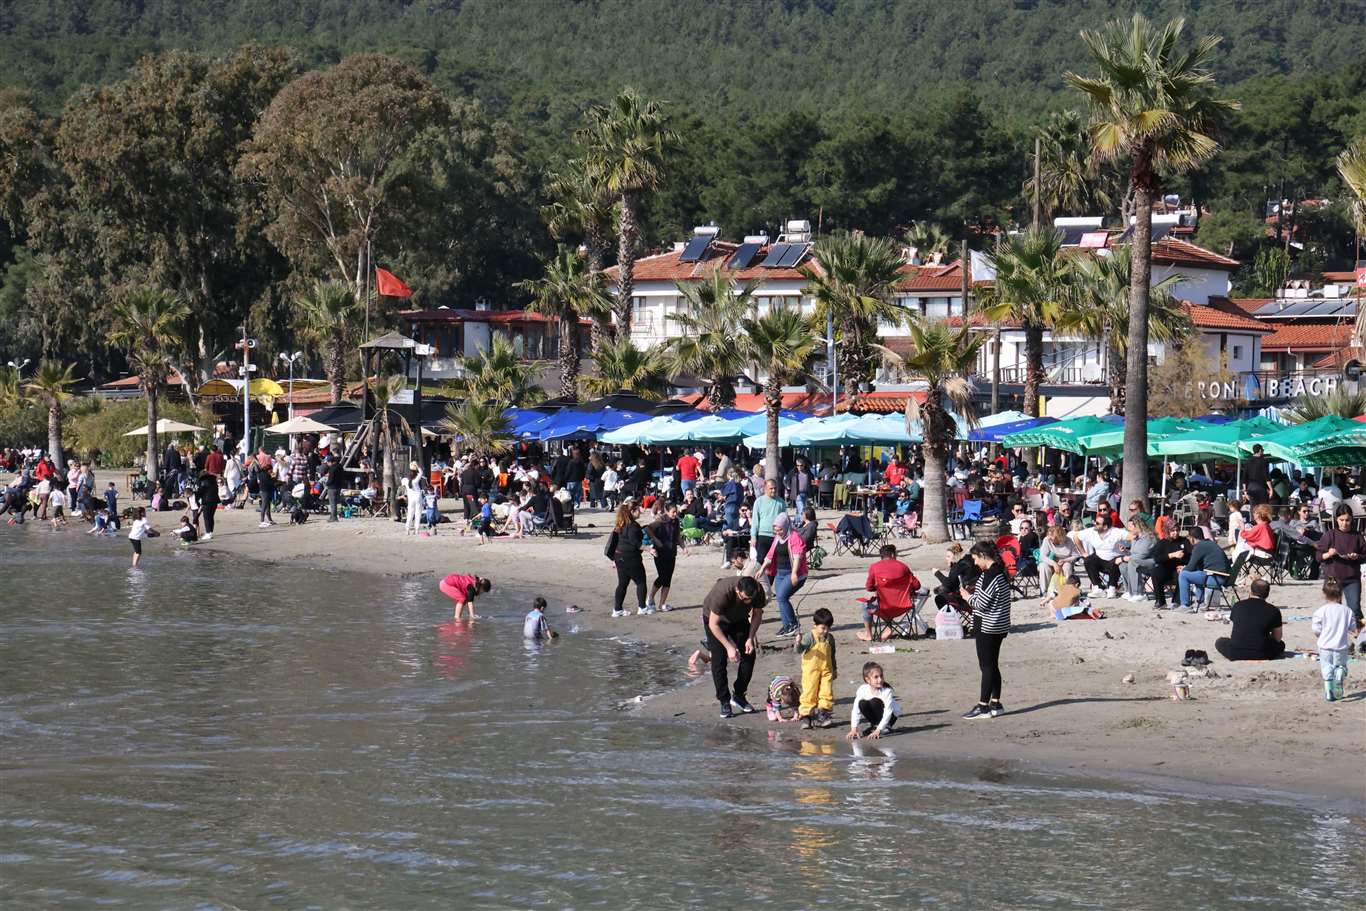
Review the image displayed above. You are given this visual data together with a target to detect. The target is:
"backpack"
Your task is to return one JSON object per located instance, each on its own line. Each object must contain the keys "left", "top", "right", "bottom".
{"left": 766, "top": 675, "right": 801, "bottom": 721}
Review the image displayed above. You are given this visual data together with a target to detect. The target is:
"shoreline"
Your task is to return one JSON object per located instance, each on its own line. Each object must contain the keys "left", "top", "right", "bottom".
{"left": 76, "top": 499, "right": 1366, "bottom": 806}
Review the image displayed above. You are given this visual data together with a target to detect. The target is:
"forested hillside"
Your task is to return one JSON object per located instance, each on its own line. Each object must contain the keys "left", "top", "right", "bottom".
{"left": 0, "top": 0, "right": 1363, "bottom": 381}
{"left": 2, "top": 0, "right": 1363, "bottom": 121}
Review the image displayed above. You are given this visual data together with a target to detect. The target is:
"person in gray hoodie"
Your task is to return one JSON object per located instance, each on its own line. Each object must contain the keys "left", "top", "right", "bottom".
{"left": 1121, "top": 516, "right": 1158, "bottom": 602}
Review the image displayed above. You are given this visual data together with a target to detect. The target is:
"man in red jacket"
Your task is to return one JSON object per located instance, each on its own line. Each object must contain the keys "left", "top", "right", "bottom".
{"left": 859, "top": 544, "right": 920, "bottom": 641}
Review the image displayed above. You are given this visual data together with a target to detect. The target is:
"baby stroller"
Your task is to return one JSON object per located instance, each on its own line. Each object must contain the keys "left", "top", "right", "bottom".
{"left": 547, "top": 497, "right": 577, "bottom": 536}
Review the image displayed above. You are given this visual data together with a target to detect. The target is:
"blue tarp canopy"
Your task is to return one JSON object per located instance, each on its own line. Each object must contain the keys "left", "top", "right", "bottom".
{"left": 526, "top": 406, "right": 653, "bottom": 441}
{"left": 969, "top": 415, "right": 1059, "bottom": 442}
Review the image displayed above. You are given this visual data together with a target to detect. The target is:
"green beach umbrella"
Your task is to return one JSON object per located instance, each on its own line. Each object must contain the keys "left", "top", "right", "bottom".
{"left": 1000, "top": 415, "right": 1116, "bottom": 455}
{"left": 1237, "top": 416, "right": 1363, "bottom": 463}
{"left": 1150, "top": 417, "right": 1284, "bottom": 462}
{"left": 1075, "top": 417, "right": 1204, "bottom": 460}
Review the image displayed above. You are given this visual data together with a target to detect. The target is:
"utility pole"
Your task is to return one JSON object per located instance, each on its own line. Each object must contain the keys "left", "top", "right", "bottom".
{"left": 237, "top": 326, "right": 256, "bottom": 458}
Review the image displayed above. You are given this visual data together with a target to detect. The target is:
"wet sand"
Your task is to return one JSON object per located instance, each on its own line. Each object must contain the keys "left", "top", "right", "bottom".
{"left": 173, "top": 501, "right": 1363, "bottom": 804}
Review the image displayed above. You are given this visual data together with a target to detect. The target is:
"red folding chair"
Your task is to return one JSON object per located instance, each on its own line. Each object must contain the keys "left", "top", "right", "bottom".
{"left": 995, "top": 533, "right": 1040, "bottom": 598}
{"left": 857, "top": 573, "right": 927, "bottom": 640}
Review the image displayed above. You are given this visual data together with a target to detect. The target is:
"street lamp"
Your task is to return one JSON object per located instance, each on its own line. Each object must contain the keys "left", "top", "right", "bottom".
{"left": 7, "top": 358, "right": 30, "bottom": 378}
{"left": 278, "top": 351, "right": 304, "bottom": 421}
{"left": 235, "top": 327, "right": 257, "bottom": 457}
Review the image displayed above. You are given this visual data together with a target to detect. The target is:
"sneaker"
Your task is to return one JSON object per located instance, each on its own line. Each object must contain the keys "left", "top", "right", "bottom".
{"left": 818, "top": 710, "right": 835, "bottom": 729}
{"left": 800, "top": 715, "right": 814, "bottom": 730}
{"left": 1325, "top": 680, "right": 1336, "bottom": 702}
{"left": 774, "top": 624, "right": 793, "bottom": 637}
{"left": 1105, "top": 587, "right": 1117, "bottom": 599}
{"left": 200, "top": 532, "right": 212, "bottom": 542}
{"left": 637, "top": 605, "right": 656, "bottom": 615}
{"left": 611, "top": 610, "right": 627, "bottom": 619}
{"left": 962, "top": 704, "right": 991, "bottom": 720}
{"left": 645, "top": 600, "right": 656, "bottom": 612}
{"left": 258, "top": 521, "right": 271, "bottom": 528}
{"left": 731, "top": 698, "right": 756, "bottom": 714}
{"left": 989, "top": 702, "right": 1005, "bottom": 718}
{"left": 1124, "top": 593, "right": 1144, "bottom": 602}
{"left": 719, "top": 702, "right": 734, "bottom": 719}
{"left": 659, "top": 602, "right": 673, "bottom": 612}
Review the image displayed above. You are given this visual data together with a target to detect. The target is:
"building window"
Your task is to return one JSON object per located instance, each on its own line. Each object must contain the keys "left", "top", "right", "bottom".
{"left": 1231, "top": 344, "right": 1243, "bottom": 360}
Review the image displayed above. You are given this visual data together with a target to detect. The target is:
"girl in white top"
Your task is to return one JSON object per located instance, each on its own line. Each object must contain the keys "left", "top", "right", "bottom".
{"left": 47, "top": 486, "right": 68, "bottom": 528}
{"left": 847, "top": 662, "right": 901, "bottom": 740}
{"left": 128, "top": 507, "right": 152, "bottom": 567}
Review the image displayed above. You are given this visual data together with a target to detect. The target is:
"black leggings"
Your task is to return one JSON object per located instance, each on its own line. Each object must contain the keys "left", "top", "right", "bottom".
{"left": 653, "top": 553, "right": 677, "bottom": 589}
{"left": 857, "top": 699, "right": 897, "bottom": 733}
{"left": 614, "top": 558, "right": 647, "bottom": 612}
{"left": 202, "top": 500, "right": 216, "bottom": 534}
{"left": 1149, "top": 561, "right": 1177, "bottom": 606}
{"left": 975, "top": 632, "right": 1007, "bottom": 704}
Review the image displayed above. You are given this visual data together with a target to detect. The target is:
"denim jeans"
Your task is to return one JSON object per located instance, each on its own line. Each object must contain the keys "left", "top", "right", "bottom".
{"left": 773, "top": 572, "right": 807, "bottom": 630}
{"left": 1178, "top": 569, "right": 1221, "bottom": 607}
{"left": 1342, "top": 579, "right": 1362, "bottom": 623}
{"left": 1319, "top": 647, "right": 1348, "bottom": 683}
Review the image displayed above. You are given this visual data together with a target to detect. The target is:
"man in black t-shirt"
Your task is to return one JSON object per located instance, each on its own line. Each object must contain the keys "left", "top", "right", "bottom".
{"left": 1244, "top": 445, "right": 1271, "bottom": 506}
{"left": 702, "top": 575, "right": 767, "bottom": 718}
{"left": 1214, "top": 579, "right": 1285, "bottom": 660}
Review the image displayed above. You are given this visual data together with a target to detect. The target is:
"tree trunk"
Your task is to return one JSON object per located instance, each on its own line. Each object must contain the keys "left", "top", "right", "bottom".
{"left": 1107, "top": 341, "right": 1126, "bottom": 414}
{"left": 920, "top": 400, "right": 950, "bottom": 543}
{"left": 586, "top": 222, "right": 615, "bottom": 348}
{"left": 559, "top": 316, "right": 579, "bottom": 401}
{"left": 1122, "top": 175, "right": 1154, "bottom": 511}
{"left": 1023, "top": 323, "right": 1044, "bottom": 417}
{"left": 146, "top": 388, "right": 160, "bottom": 482}
{"left": 328, "top": 333, "right": 344, "bottom": 406}
{"left": 764, "top": 380, "right": 781, "bottom": 482}
{"left": 48, "top": 405, "right": 64, "bottom": 472}
{"left": 616, "top": 190, "right": 638, "bottom": 335}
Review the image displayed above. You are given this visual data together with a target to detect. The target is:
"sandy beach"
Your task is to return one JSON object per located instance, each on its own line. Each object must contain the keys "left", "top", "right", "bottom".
{"left": 130, "top": 498, "right": 1362, "bottom": 807}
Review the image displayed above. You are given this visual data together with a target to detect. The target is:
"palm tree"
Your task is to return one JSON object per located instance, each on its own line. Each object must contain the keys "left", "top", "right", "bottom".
{"left": 441, "top": 400, "right": 512, "bottom": 459}
{"left": 580, "top": 335, "right": 670, "bottom": 401}
{"left": 807, "top": 232, "right": 909, "bottom": 395}
{"left": 876, "top": 322, "right": 984, "bottom": 543}
{"left": 23, "top": 360, "right": 78, "bottom": 471}
{"left": 110, "top": 287, "right": 189, "bottom": 482}
{"left": 1337, "top": 137, "right": 1366, "bottom": 345}
{"left": 580, "top": 89, "right": 677, "bottom": 334}
{"left": 1065, "top": 13, "right": 1237, "bottom": 508}
{"left": 517, "top": 245, "right": 612, "bottom": 401}
{"left": 0, "top": 365, "right": 21, "bottom": 412}
{"left": 664, "top": 270, "right": 755, "bottom": 412}
{"left": 449, "top": 335, "right": 544, "bottom": 408}
{"left": 1059, "top": 246, "right": 1192, "bottom": 412}
{"left": 741, "top": 307, "right": 819, "bottom": 481}
{"left": 543, "top": 158, "right": 617, "bottom": 349}
{"left": 1024, "top": 110, "right": 1121, "bottom": 220}
{"left": 980, "top": 226, "right": 1072, "bottom": 418}
{"left": 903, "top": 222, "right": 952, "bottom": 264}
{"left": 297, "top": 281, "right": 361, "bottom": 406}
{"left": 1283, "top": 390, "right": 1366, "bottom": 424}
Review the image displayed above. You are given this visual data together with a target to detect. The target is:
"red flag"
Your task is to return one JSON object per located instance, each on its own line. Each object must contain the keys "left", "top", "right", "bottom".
{"left": 375, "top": 267, "right": 413, "bottom": 298}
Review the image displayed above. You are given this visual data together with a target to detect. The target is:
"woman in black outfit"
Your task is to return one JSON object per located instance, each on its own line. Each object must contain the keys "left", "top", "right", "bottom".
{"left": 1148, "top": 519, "right": 1189, "bottom": 609}
{"left": 605, "top": 502, "right": 652, "bottom": 617}
{"left": 647, "top": 501, "right": 681, "bottom": 613}
{"left": 965, "top": 541, "right": 1011, "bottom": 719}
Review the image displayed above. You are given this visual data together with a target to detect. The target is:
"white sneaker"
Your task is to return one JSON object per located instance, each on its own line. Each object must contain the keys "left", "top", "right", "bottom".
{"left": 611, "top": 610, "right": 627, "bottom": 618}
{"left": 638, "top": 605, "right": 656, "bottom": 615}
{"left": 645, "top": 600, "right": 656, "bottom": 612}
{"left": 258, "top": 521, "right": 271, "bottom": 528}
{"left": 659, "top": 602, "right": 673, "bottom": 612}
{"left": 1105, "top": 587, "right": 1117, "bottom": 599}
{"left": 200, "top": 533, "right": 212, "bottom": 541}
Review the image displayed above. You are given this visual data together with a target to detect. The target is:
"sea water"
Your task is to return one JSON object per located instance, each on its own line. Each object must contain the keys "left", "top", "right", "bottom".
{"left": 1, "top": 530, "right": 1362, "bottom": 909}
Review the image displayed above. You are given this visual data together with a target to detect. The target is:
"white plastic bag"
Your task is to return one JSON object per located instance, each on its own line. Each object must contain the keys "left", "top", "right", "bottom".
{"left": 935, "top": 608, "right": 964, "bottom": 640}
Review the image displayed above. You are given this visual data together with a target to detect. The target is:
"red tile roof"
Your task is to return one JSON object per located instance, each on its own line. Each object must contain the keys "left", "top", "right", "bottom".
{"left": 1149, "top": 238, "right": 1240, "bottom": 270}
{"left": 1321, "top": 272, "right": 1359, "bottom": 282}
{"left": 1217, "top": 296, "right": 1271, "bottom": 315}
{"left": 1261, "top": 323, "right": 1353, "bottom": 352}
{"left": 401, "top": 308, "right": 588, "bottom": 325}
{"left": 1181, "top": 300, "right": 1271, "bottom": 333}
{"left": 843, "top": 390, "right": 929, "bottom": 414}
{"left": 602, "top": 241, "right": 824, "bottom": 283}
{"left": 894, "top": 260, "right": 983, "bottom": 292}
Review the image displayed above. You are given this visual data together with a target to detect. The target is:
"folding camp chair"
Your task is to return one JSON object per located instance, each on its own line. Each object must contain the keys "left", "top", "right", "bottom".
{"left": 995, "top": 534, "right": 1041, "bottom": 599}
{"left": 1203, "top": 551, "right": 1249, "bottom": 611}
{"left": 857, "top": 574, "right": 928, "bottom": 640}
{"left": 950, "top": 499, "right": 982, "bottom": 541}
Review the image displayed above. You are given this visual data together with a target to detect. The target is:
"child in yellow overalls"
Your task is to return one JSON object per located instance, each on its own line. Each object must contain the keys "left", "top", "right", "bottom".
{"left": 794, "top": 608, "right": 837, "bottom": 729}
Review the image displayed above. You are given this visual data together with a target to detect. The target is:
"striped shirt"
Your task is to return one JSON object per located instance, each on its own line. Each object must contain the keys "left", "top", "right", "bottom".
{"left": 970, "top": 565, "right": 1012, "bottom": 635}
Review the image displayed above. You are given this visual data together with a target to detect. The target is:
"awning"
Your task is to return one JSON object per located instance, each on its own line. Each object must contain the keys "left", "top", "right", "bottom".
{"left": 196, "top": 378, "right": 286, "bottom": 398}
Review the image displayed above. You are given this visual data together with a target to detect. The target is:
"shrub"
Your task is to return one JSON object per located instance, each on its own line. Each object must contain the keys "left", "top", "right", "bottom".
{"left": 65, "top": 397, "right": 208, "bottom": 469}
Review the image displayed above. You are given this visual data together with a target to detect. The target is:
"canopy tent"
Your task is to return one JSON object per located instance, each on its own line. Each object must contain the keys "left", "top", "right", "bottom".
{"left": 1239, "top": 416, "right": 1365, "bottom": 464}
{"left": 264, "top": 415, "right": 338, "bottom": 435}
{"left": 1195, "top": 413, "right": 1237, "bottom": 425}
{"left": 196, "top": 378, "right": 286, "bottom": 398}
{"left": 123, "top": 418, "right": 206, "bottom": 437}
{"left": 968, "top": 415, "right": 1058, "bottom": 443}
{"left": 1074, "top": 417, "right": 1205, "bottom": 459}
{"left": 529, "top": 406, "right": 653, "bottom": 442}
{"left": 740, "top": 413, "right": 862, "bottom": 449}
{"left": 999, "top": 415, "right": 1115, "bottom": 455}
{"left": 1149, "top": 417, "right": 1284, "bottom": 462}
{"left": 685, "top": 411, "right": 805, "bottom": 444}
{"left": 566, "top": 394, "right": 694, "bottom": 416}
{"left": 600, "top": 414, "right": 692, "bottom": 445}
